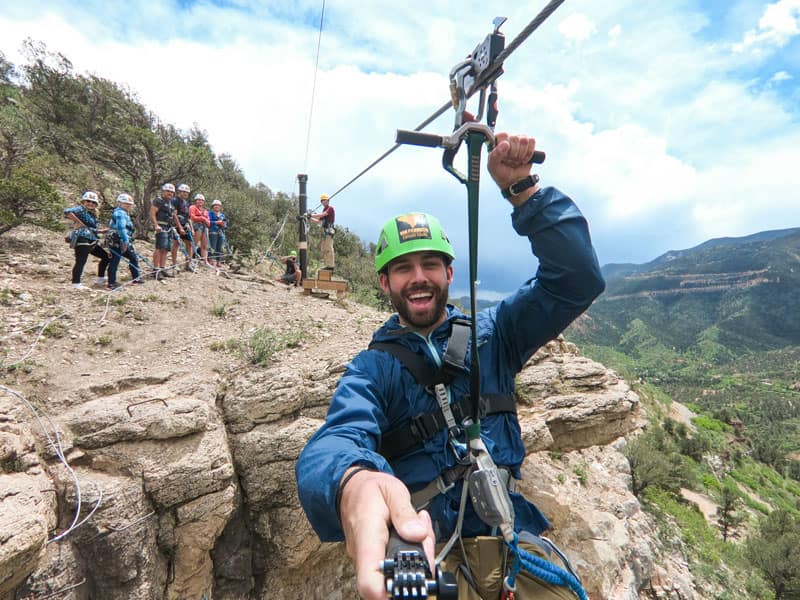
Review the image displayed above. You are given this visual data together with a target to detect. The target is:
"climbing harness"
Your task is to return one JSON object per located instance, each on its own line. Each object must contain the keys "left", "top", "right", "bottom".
{"left": 369, "top": 320, "right": 516, "bottom": 462}
{"left": 383, "top": 8, "right": 589, "bottom": 600}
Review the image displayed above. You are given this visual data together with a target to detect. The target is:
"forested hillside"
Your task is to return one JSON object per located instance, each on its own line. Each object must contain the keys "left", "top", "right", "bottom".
{"left": 0, "top": 41, "right": 384, "bottom": 307}
{"left": 568, "top": 228, "right": 800, "bottom": 475}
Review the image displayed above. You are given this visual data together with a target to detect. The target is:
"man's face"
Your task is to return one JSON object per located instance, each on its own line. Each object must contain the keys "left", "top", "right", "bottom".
{"left": 162, "top": 190, "right": 174, "bottom": 201}
{"left": 178, "top": 191, "right": 189, "bottom": 201}
{"left": 379, "top": 251, "right": 452, "bottom": 332}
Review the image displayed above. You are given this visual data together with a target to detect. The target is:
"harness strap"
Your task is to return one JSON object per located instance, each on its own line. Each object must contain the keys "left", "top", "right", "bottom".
{"left": 412, "top": 464, "right": 517, "bottom": 510}
{"left": 379, "top": 393, "right": 516, "bottom": 460}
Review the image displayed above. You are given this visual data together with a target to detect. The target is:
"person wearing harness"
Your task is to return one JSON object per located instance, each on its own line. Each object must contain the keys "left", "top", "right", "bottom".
{"left": 64, "top": 191, "right": 110, "bottom": 290}
{"left": 106, "top": 193, "right": 143, "bottom": 289}
{"left": 310, "top": 193, "right": 335, "bottom": 271}
{"left": 150, "top": 183, "right": 182, "bottom": 280}
{"left": 171, "top": 183, "right": 194, "bottom": 272}
{"left": 208, "top": 199, "right": 227, "bottom": 268}
{"left": 296, "top": 133, "right": 605, "bottom": 600}
{"left": 190, "top": 193, "right": 212, "bottom": 267}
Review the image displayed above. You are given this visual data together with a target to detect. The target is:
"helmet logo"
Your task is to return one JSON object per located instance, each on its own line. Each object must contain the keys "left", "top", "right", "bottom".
{"left": 395, "top": 213, "right": 432, "bottom": 243}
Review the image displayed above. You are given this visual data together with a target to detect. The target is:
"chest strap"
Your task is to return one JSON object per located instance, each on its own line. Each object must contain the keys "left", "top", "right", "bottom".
{"left": 369, "top": 319, "right": 516, "bottom": 461}
{"left": 378, "top": 393, "right": 516, "bottom": 460}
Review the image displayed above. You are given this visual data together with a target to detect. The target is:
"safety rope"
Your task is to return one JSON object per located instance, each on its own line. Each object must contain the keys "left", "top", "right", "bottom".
{"left": 0, "top": 384, "right": 104, "bottom": 543}
{"left": 303, "top": 0, "right": 327, "bottom": 173}
{"left": 325, "top": 0, "right": 565, "bottom": 201}
{"left": 2, "top": 314, "right": 67, "bottom": 368}
{"left": 504, "top": 534, "right": 588, "bottom": 600}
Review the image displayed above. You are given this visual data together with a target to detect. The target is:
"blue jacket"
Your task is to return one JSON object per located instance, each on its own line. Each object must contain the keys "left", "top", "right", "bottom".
{"left": 209, "top": 211, "right": 227, "bottom": 233}
{"left": 64, "top": 205, "right": 99, "bottom": 241}
{"left": 109, "top": 207, "right": 135, "bottom": 245}
{"left": 296, "top": 187, "right": 605, "bottom": 542}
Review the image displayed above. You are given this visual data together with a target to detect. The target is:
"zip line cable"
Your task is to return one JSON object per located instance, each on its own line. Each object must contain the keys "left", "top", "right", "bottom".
{"left": 326, "top": 0, "right": 566, "bottom": 201}
{"left": 303, "top": 0, "right": 326, "bottom": 174}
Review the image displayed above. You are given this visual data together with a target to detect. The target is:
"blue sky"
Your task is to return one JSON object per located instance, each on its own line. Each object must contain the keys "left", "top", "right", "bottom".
{"left": 2, "top": 1, "right": 799, "bottom": 297}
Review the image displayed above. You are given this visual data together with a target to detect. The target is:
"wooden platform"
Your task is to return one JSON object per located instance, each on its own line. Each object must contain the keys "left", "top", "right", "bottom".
{"left": 302, "top": 271, "right": 347, "bottom": 296}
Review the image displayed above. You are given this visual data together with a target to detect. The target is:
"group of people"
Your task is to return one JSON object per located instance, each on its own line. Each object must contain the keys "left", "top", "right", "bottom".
{"left": 64, "top": 183, "right": 230, "bottom": 289}
{"left": 149, "top": 182, "right": 228, "bottom": 281}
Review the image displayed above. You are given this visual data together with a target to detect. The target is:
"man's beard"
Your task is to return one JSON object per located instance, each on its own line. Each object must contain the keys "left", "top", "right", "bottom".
{"left": 388, "top": 281, "right": 449, "bottom": 331}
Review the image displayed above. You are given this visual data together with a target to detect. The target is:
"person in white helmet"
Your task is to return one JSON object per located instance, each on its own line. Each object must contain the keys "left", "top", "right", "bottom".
{"left": 149, "top": 183, "right": 183, "bottom": 280}
{"left": 190, "top": 193, "right": 212, "bottom": 267}
{"left": 171, "top": 183, "right": 195, "bottom": 271}
{"left": 64, "top": 191, "right": 110, "bottom": 289}
{"left": 208, "top": 199, "right": 227, "bottom": 268}
{"left": 107, "top": 193, "right": 143, "bottom": 289}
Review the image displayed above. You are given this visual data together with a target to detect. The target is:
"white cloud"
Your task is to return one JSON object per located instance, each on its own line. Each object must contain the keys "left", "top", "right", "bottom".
{"left": 769, "top": 69, "right": 793, "bottom": 82}
{"left": 558, "top": 13, "right": 597, "bottom": 42}
{"left": 734, "top": 0, "right": 800, "bottom": 53}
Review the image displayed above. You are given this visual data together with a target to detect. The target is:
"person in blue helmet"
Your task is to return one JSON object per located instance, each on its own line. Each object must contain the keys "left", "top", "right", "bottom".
{"left": 295, "top": 132, "right": 605, "bottom": 600}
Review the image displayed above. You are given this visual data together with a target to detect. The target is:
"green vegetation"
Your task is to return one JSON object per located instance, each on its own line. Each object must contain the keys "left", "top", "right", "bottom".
{"left": 42, "top": 320, "right": 66, "bottom": 338}
{"left": 745, "top": 510, "right": 800, "bottom": 600}
{"left": 573, "top": 464, "right": 588, "bottom": 486}
{"left": 245, "top": 327, "right": 304, "bottom": 366}
{"left": 210, "top": 303, "right": 227, "bottom": 318}
{"left": 569, "top": 229, "right": 800, "bottom": 598}
{"left": 209, "top": 327, "right": 305, "bottom": 367}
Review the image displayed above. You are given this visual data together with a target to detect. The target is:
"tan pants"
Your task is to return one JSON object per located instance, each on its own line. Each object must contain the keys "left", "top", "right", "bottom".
{"left": 321, "top": 235, "right": 334, "bottom": 268}
{"left": 437, "top": 537, "right": 577, "bottom": 600}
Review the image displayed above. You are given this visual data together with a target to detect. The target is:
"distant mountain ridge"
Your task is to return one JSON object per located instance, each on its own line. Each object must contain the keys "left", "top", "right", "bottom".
{"left": 601, "top": 227, "right": 800, "bottom": 279}
{"left": 569, "top": 227, "right": 800, "bottom": 355}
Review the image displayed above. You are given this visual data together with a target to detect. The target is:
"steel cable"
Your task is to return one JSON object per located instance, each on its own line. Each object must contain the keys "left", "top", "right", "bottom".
{"left": 326, "top": 0, "right": 566, "bottom": 200}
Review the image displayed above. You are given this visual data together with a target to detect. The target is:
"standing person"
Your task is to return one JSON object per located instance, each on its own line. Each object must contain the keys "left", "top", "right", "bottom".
{"left": 171, "top": 183, "right": 194, "bottom": 272}
{"left": 310, "top": 194, "right": 335, "bottom": 271}
{"left": 276, "top": 250, "right": 302, "bottom": 287}
{"left": 64, "top": 191, "right": 110, "bottom": 290}
{"left": 189, "top": 193, "right": 212, "bottom": 267}
{"left": 296, "top": 133, "right": 605, "bottom": 600}
{"left": 208, "top": 199, "right": 227, "bottom": 269}
{"left": 149, "top": 183, "right": 182, "bottom": 280}
{"left": 106, "top": 193, "right": 143, "bottom": 289}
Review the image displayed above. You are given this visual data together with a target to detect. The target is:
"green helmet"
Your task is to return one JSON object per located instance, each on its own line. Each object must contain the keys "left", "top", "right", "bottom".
{"left": 374, "top": 212, "right": 455, "bottom": 273}
{"left": 290, "top": 250, "right": 297, "bottom": 257}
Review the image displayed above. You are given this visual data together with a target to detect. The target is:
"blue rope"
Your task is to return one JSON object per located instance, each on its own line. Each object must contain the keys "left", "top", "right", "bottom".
{"left": 505, "top": 534, "right": 588, "bottom": 600}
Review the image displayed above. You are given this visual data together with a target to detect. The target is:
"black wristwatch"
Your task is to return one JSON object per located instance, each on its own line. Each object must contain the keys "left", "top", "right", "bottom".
{"left": 501, "top": 174, "right": 540, "bottom": 199}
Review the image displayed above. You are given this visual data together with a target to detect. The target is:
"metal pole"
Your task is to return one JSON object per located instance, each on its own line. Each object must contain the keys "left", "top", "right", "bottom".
{"left": 297, "top": 174, "right": 308, "bottom": 279}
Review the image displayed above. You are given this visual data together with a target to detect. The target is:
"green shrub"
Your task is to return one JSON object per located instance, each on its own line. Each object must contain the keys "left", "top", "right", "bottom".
{"left": 0, "top": 170, "right": 63, "bottom": 236}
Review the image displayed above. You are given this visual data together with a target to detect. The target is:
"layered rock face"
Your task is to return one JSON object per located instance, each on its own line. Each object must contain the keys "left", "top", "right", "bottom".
{"left": 3, "top": 334, "right": 695, "bottom": 599}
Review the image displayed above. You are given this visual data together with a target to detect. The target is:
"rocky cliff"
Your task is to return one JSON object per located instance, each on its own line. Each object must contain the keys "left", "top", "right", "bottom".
{"left": 1, "top": 226, "right": 695, "bottom": 599}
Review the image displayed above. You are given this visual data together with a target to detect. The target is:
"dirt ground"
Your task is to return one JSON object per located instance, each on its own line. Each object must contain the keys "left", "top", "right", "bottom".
{"left": 0, "top": 225, "right": 387, "bottom": 412}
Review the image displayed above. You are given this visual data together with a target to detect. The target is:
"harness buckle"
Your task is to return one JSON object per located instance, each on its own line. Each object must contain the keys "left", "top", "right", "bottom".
{"left": 409, "top": 413, "right": 438, "bottom": 441}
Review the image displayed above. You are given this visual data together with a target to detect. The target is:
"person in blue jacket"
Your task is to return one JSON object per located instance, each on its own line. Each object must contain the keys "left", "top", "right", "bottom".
{"left": 106, "top": 193, "right": 143, "bottom": 289}
{"left": 208, "top": 199, "right": 227, "bottom": 268}
{"left": 295, "top": 132, "right": 605, "bottom": 600}
{"left": 64, "top": 191, "right": 110, "bottom": 290}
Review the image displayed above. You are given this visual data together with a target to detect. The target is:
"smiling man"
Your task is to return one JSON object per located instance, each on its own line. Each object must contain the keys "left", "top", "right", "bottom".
{"left": 296, "top": 132, "right": 605, "bottom": 600}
